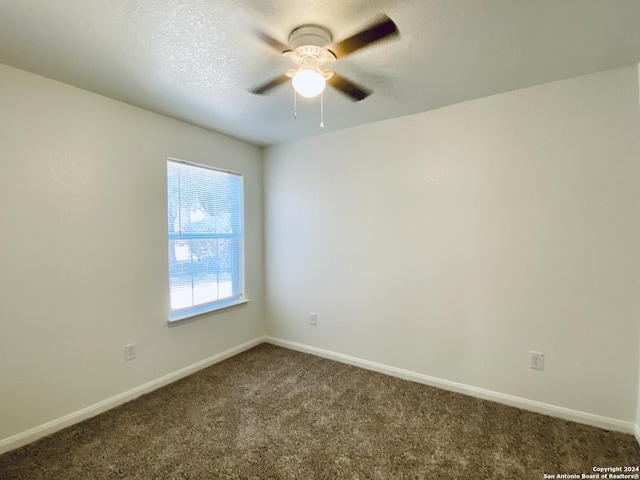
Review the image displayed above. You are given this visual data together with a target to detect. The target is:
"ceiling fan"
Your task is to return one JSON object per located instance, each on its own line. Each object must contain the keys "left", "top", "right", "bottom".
{"left": 249, "top": 15, "right": 400, "bottom": 102}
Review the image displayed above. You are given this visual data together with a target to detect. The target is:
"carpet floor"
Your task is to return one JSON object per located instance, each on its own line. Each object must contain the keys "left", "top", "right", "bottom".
{"left": 1, "top": 343, "right": 639, "bottom": 479}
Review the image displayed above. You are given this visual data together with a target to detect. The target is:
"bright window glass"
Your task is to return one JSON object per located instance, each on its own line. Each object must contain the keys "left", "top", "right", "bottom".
{"left": 167, "top": 160, "right": 244, "bottom": 321}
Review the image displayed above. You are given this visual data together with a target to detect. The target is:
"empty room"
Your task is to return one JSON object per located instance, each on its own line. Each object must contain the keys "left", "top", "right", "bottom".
{"left": 1, "top": 0, "right": 640, "bottom": 478}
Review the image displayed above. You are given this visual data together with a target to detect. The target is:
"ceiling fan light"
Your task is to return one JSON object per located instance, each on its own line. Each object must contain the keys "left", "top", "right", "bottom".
{"left": 292, "top": 69, "right": 326, "bottom": 98}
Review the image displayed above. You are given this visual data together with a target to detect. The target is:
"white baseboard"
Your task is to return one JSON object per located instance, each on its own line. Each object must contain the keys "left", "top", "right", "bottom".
{"left": 0, "top": 335, "right": 266, "bottom": 455}
{"left": 3, "top": 334, "right": 637, "bottom": 456}
{"left": 265, "top": 336, "right": 636, "bottom": 435}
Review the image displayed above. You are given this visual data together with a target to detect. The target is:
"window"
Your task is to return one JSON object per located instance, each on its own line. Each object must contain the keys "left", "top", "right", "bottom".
{"left": 167, "top": 159, "right": 245, "bottom": 321}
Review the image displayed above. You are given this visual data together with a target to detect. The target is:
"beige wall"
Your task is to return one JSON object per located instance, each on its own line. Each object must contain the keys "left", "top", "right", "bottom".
{"left": 637, "top": 64, "right": 640, "bottom": 442}
{"left": 265, "top": 66, "right": 640, "bottom": 424}
{"left": 0, "top": 63, "right": 265, "bottom": 444}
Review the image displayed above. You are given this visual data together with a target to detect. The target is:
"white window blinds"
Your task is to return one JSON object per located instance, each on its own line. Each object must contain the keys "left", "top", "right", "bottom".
{"left": 167, "top": 160, "right": 244, "bottom": 321}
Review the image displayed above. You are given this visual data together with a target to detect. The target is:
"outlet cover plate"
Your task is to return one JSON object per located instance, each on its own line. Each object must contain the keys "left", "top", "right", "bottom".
{"left": 530, "top": 351, "right": 544, "bottom": 370}
{"left": 125, "top": 343, "right": 137, "bottom": 361}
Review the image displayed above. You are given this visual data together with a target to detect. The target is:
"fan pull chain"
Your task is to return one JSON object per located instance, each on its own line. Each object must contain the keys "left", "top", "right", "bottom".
{"left": 293, "top": 88, "right": 297, "bottom": 119}
{"left": 320, "top": 91, "right": 325, "bottom": 128}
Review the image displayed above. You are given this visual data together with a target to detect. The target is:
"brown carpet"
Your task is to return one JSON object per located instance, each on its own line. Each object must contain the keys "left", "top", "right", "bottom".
{"left": 1, "top": 343, "right": 638, "bottom": 479}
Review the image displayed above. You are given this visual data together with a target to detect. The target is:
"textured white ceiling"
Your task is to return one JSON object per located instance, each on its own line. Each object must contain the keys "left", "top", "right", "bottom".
{"left": 1, "top": 0, "right": 640, "bottom": 146}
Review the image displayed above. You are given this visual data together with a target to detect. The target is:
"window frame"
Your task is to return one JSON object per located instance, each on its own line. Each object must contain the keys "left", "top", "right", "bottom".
{"left": 166, "top": 158, "right": 248, "bottom": 323}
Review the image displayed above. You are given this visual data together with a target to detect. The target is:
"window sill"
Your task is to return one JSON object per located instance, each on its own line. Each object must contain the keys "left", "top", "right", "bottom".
{"left": 168, "top": 297, "right": 250, "bottom": 325}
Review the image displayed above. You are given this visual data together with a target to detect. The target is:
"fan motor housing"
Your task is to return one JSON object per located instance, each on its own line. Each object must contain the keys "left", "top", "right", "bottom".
{"left": 288, "top": 24, "right": 333, "bottom": 50}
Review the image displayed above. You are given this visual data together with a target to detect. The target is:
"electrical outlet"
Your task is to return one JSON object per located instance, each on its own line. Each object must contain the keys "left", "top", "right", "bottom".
{"left": 530, "top": 351, "right": 544, "bottom": 370}
{"left": 125, "top": 343, "right": 137, "bottom": 361}
{"left": 309, "top": 313, "right": 317, "bottom": 326}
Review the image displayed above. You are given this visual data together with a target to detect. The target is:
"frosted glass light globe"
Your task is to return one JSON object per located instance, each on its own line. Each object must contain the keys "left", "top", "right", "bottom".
{"left": 292, "top": 69, "right": 326, "bottom": 98}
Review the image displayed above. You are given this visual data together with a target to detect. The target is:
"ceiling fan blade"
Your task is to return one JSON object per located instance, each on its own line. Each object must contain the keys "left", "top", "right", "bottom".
{"left": 231, "top": 11, "right": 290, "bottom": 53}
{"left": 327, "top": 73, "right": 372, "bottom": 101}
{"left": 329, "top": 15, "right": 399, "bottom": 58}
{"left": 249, "top": 74, "right": 290, "bottom": 95}
{"left": 252, "top": 26, "right": 290, "bottom": 53}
